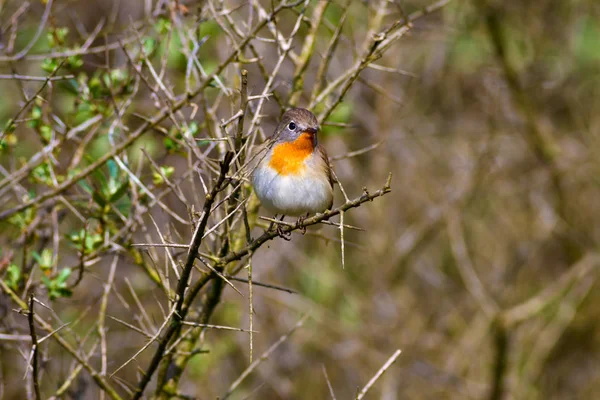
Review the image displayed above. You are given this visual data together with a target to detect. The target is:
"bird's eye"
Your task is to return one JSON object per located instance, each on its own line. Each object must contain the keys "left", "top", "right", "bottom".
{"left": 288, "top": 122, "right": 296, "bottom": 131}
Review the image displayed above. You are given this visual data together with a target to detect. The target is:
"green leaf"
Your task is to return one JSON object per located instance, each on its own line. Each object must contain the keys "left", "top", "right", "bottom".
{"left": 31, "top": 163, "right": 53, "bottom": 184}
{"left": 153, "top": 166, "right": 174, "bottom": 185}
{"left": 56, "top": 268, "right": 72, "bottom": 284}
{"left": 92, "top": 190, "right": 106, "bottom": 207}
{"left": 32, "top": 248, "right": 54, "bottom": 271}
{"left": 162, "top": 166, "right": 174, "bottom": 178}
{"left": 67, "top": 229, "right": 103, "bottom": 252}
{"left": 329, "top": 102, "right": 352, "bottom": 123}
{"left": 102, "top": 73, "right": 112, "bottom": 89}
{"left": 64, "top": 77, "right": 80, "bottom": 94}
{"left": 54, "top": 288, "right": 73, "bottom": 298}
{"left": 41, "top": 268, "right": 73, "bottom": 300}
{"left": 84, "top": 234, "right": 103, "bottom": 251}
{"left": 41, "top": 58, "right": 58, "bottom": 73}
{"left": 164, "top": 137, "right": 178, "bottom": 152}
{"left": 143, "top": 37, "right": 157, "bottom": 57}
{"left": 8, "top": 207, "right": 35, "bottom": 228}
{"left": 322, "top": 103, "right": 353, "bottom": 136}
{"left": 110, "top": 69, "right": 127, "bottom": 85}
{"left": 3, "top": 119, "right": 16, "bottom": 133}
{"left": 68, "top": 230, "right": 84, "bottom": 244}
{"left": 155, "top": 17, "right": 172, "bottom": 35}
{"left": 56, "top": 27, "right": 69, "bottom": 43}
{"left": 107, "top": 159, "right": 119, "bottom": 179}
{"left": 30, "top": 106, "right": 42, "bottom": 120}
{"left": 6, "top": 264, "right": 21, "bottom": 291}
{"left": 109, "top": 179, "right": 130, "bottom": 202}
{"left": 78, "top": 180, "right": 94, "bottom": 194}
{"left": 186, "top": 121, "right": 199, "bottom": 137}
{"left": 87, "top": 163, "right": 108, "bottom": 188}
{"left": 67, "top": 55, "right": 83, "bottom": 69}
{"left": 31, "top": 251, "right": 42, "bottom": 264}
{"left": 40, "top": 125, "right": 53, "bottom": 142}
{"left": 47, "top": 32, "right": 57, "bottom": 48}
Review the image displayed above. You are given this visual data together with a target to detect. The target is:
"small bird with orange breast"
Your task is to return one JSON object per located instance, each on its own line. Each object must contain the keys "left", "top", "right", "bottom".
{"left": 252, "top": 108, "right": 333, "bottom": 224}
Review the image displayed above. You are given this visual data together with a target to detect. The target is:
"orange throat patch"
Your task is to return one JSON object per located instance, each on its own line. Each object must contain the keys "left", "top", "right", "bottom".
{"left": 268, "top": 133, "right": 314, "bottom": 175}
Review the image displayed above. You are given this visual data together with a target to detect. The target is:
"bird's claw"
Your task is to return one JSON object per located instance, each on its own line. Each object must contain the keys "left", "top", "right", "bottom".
{"left": 276, "top": 224, "right": 292, "bottom": 241}
{"left": 295, "top": 213, "right": 308, "bottom": 235}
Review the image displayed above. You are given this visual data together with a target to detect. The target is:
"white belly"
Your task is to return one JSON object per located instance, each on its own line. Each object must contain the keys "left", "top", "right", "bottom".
{"left": 252, "top": 164, "right": 333, "bottom": 216}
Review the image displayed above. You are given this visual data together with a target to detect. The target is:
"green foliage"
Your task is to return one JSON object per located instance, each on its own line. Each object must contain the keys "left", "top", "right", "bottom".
{"left": 8, "top": 200, "right": 35, "bottom": 230}
{"left": 0, "top": 123, "right": 17, "bottom": 150}
{"left": 299, "top": 266, "right": 337, "bottom": 303}
{"left": 164, "top": 122, "right": 200, "bottom": 153}
{"left": 5, "top": 264, "right": 21, "bottom": 291}
{"left": 41, "top": 58, "right": 59, "bottom": 73}
{"left": 77, "top": 160, "right": 130, "bottom": 218}
{"left": 31, "top": 162, "right": 59, "bottom": 185}
{"left": 68, "top": 228, "right": 103, "bottom": 253}
{"left": 41, "top": 268, "right": 73, "bottom": 300}
{"left": 322, "top": 102, "right": 353, "bottom": 135}
{"left": 143, "top": 37, "right": 158, "bottom": 58}
{"left": 47, "top": 27, "right": 69, "bottom": 48}
{"left": 1, "top": 1, "right": 599, "bottom": 399}
{"left": 451, "top": 30, "right": 491, "bottom": 73}
{"left": 32, "top": 248, "right": 54, "bottom": 274}
{"left": 155, "top": 17, "right": 172, "bottom": 35}
{"left": 152, "top": 165, "right": 175, "bottom": 185}
{"left": 575, "top": 16, "right": 600, "bottom": 64}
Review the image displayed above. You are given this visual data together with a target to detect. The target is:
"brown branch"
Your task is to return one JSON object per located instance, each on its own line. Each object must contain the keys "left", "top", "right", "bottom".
{"left": 28, "top": 294, "right": 42, "bottom": 400}
{"left": 0, "top": 280, "right": 121, "bottom": 399}
{"left": 489, "top": 319, "right": 508, "bottom": 400}
{"left": 225, "top": 276, "right": 298, "bottom": 295}
{"left": 288, "top": 0, "right": 329, "bottom": 106}
{"left": 130, "top": 152, "right": 233, "bottom": 400}
{"left": 0, "top": 0, "right": 304, "bottom": 223}
{"left": 221, "top": 174, "right": 392, "bottom": 267}
{"left": 235, "top": 69, "right": 249, "bottom": 152}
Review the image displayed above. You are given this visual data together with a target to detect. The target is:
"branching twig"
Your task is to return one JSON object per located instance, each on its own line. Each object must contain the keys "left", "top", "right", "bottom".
{"left": 221, "top": 173, "right": 392, "bottom": 266}
{"left": 130, "top": 152, "right": 233, "bottom": 399}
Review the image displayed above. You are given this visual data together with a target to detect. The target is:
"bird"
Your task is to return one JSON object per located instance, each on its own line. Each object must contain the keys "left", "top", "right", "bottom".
{"left": 252, "top": 108, "right": 333, "bottom": 224}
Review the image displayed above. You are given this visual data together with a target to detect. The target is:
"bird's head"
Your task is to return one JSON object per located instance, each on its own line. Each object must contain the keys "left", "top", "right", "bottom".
{"left": 273, "top": 108, "right": 320, "bottom": 148}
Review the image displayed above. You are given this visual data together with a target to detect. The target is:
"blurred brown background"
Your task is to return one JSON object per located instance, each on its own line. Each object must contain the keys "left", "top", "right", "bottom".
{"left": 1, "top": 0, "right": 600, "bottom": 399}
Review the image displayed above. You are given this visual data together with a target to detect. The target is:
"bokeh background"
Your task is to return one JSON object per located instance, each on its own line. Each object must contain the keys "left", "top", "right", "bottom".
{"left": 1, "top": 0, "right": 600, "bottom": 399}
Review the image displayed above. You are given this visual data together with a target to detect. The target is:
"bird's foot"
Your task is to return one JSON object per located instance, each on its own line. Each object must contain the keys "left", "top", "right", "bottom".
{"left": 295, "top": 213, "right": 309, "bottom": 235}
{"left": 271, "top": 214, "right": 291, "bottom": 240}
{"left": 276, "top": 223, "right": 292, "bottom": 241}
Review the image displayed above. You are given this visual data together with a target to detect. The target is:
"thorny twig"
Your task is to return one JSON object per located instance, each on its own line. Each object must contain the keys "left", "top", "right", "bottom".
{"left": 0, "top": 0, "right": 456, "bottom": 398}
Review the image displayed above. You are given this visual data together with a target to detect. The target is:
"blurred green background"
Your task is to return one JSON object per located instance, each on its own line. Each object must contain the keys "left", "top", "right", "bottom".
{"left": 1, "top": 0, "right": 600, "bottom": 399}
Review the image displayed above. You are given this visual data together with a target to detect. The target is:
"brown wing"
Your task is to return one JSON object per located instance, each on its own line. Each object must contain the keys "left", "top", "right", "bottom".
{"left": 316, "top": 144, "right": 334, "bottom": 189}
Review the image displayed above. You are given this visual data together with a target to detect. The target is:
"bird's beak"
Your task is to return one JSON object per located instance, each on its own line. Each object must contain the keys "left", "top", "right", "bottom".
{"left": 303, "top": 127, "right": 318, "bottom": 146}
